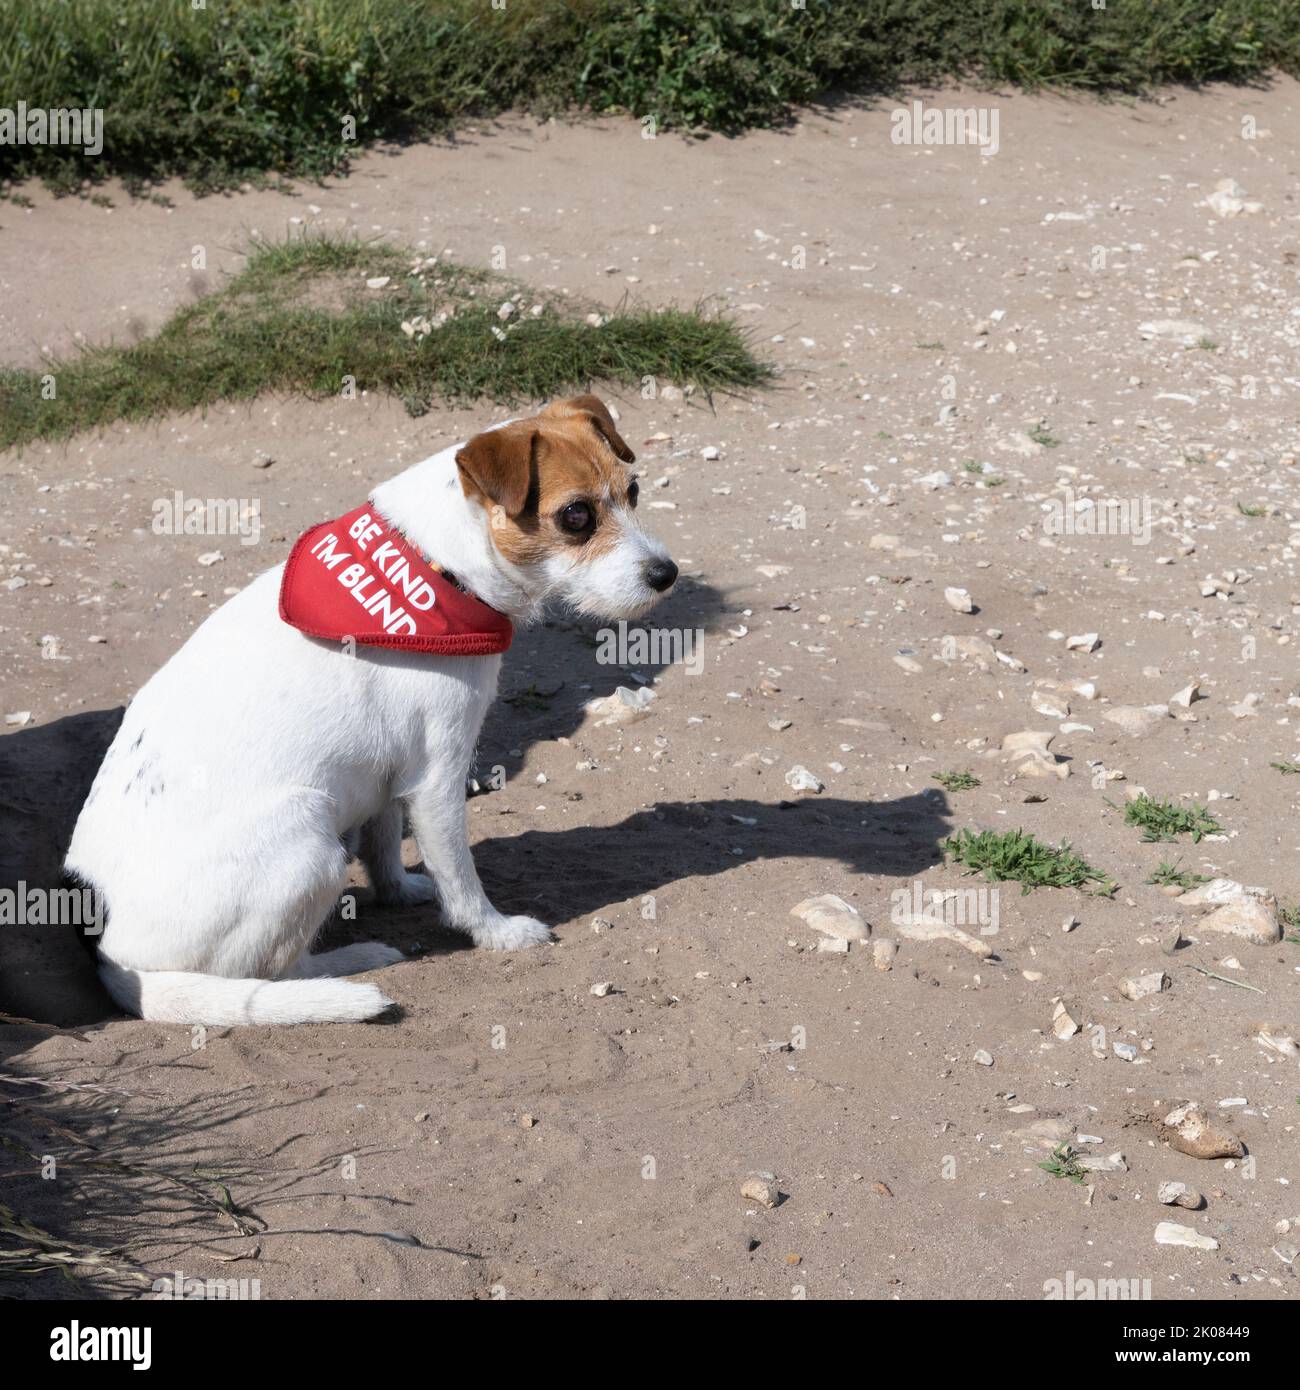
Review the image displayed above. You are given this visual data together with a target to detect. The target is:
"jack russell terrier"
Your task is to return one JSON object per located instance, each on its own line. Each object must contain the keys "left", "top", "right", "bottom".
{"left": 66, "top": 395, "right": 677, "bottom": 1026}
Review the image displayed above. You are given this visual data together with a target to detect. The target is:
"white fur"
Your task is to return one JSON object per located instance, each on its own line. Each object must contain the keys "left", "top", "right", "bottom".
{"left": 66, "top": 439, "right": 674, "bottom": 1026}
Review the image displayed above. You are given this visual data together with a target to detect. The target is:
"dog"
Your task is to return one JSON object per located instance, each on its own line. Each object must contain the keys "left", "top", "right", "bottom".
{"left": 65, "top": 395, "right": 677, "bottom": 1026}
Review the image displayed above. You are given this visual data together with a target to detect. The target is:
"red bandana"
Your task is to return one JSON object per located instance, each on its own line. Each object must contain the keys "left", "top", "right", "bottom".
{"left": 279, "top": 503, "right": 513, "bottom": 655}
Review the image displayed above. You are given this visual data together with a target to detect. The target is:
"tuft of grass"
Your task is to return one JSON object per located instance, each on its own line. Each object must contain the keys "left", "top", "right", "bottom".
{"left": 1120, "top": 793, "right": 1222, "bottom": 843}
{"left": 943, "top": 827, "right": 1112, "bottom": 895}
{"left": 932, "top": 770, "right": 981, "bottom": 792}
{"left": 1029, "top": 422, "right": 1060, "bottom": 448}
{"left": 2, "top": 1, "right": 1299, "bottom": 191}
{"left": 1271, "top": 760, "right": 1300, "bottom": 775}
{"left": 1280, "top": 903, "right": 1300, "bottom": 942}
{"left": 1194, "top": 336, "right": 1219, "bottom": 351}
{"left": 1039, "top": 1142, "right": 1089, "bottom": 1185}
{"left": 1146, "top": 859, "right": 1209, "bottom": 891}
{"left": 0, "top": 234, "right": 770, "bottom": 448}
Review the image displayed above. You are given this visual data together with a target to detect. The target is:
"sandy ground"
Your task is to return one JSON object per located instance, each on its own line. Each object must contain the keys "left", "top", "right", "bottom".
{"left": 2, "top": 82, "right": 1300, "bottom": 1301}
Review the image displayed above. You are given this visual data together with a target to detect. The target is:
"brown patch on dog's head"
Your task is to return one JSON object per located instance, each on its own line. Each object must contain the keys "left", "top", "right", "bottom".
{"left": 455, "top": 396, "right": 640, "bottom": 569}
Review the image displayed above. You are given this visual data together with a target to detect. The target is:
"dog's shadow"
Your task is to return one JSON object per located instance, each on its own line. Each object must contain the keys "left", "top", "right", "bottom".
{"left": 327, "top": 789, "right": 952, "bottom": 959}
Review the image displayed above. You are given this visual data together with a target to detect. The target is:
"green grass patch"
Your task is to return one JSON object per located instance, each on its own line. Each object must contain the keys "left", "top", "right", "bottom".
{"left": 2, "top": 0, "right": 1299, "bottom": 190}
{"left": 932, "top": 770, "right": 981, "bottom": 792}
{"left": 0, "top": 234, "right": 770, "bottom": 448}
{"left": 1146, "top": 859, "right": 1209, "bottom": 891}
{"left": 1270, "top": 760, "right": 1300, "bottom": 774}
{"left": 1039, "top": 1143, "right": 1089, "bottom": 1185}
{"left": 943, "top": 827, "right": 1112, "bottom": 895}
{"left": 1120, "top": 793, "right": 1222, "bottom": 843}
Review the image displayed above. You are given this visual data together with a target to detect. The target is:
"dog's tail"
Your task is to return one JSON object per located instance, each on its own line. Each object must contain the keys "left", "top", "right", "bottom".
{"left": 98, "top": 960, "right": 394, "bottom": 1027}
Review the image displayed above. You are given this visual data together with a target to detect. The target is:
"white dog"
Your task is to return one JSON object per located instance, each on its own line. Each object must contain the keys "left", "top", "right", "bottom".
{"left": 65, "top": 396, "right": 677, "bottom": 1026}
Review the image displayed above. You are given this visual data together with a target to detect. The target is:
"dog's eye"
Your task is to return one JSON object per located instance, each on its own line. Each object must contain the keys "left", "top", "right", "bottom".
{"left": 626, "top": 479, "right": 639, "bottom": 508}
{"left": 558, "top": 502, "right": 593, "bottom": 534}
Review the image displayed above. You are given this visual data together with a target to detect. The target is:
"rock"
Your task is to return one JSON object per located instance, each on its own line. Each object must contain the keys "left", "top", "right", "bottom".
{"left": 790, "top": 893, "right": 868, "bottom": 942}
{"left": 1031, "top": 691, "right": 1070, "bottom": 719}
{"left": 871, "top": 939, "right": 897, "bottom": 971}
{"left": 1170, "top": 683, "right": 1201, "bottom": 709}
{"left": 1157, "top": 1181, "right": 1204, "bottom": 1210}
{"left": 973, "top": 1049, "right": 994, "bottom": 1067}
{"left": 996, "top": 430, "right": 1044, "bottom": 457}
{"left": 892, "top": 913, "right": 994, "bottom": 959}
{"left": 1113, "top": 1041, "right": 1139, "bottom": 1062}
{"left": 1204, "top": 179, "right": 1263, "bottom": 219}
{"left": 1199, "top": 898, "right": 1281, "bottom": 947}
{"left": 700, "top": 446, "right": 721, "bottom": 460}
{"left": 365, "top": 276, "right": 391, "bottom": 289}
{"left": 1065, "top": 632, "right": 1099, "bottom": 653}
{"left": 1001, "top": 729, "right": 1068, "bottom": 779}
{"left": 584, "top": 685, "right": 656, "bottom": 727}
{"left": 1119, "top": 970, "right": 1170, "bottom": 1001}
{"left": 1149, "top": 1101, "right": 1244, "bottom": 1160}
{"left": 1103, "top": 705, "right": 1171, "bottom": 737}
{"left": 1178, "top": 877, "right": 1266, "bottom": 908}
{"left": 1138, "top": 320, "right": 1210, "bottom": 345}
{"left": 1252, "top": 1026, "right": 1299, "bottom": 1059}
{"left": 1154, "top": 1221, "right": 1218, "bottom": 1251}
{"left": 816, "top": 936, "right": 849, "bottom": 954}
{"left": 589, "top": 982, "right": 614, "bottom": 997}
{"left": 1051, "top": 1000, "right": 1081, "bottom": 1040}
{"left": 784, "top": 765, "right": 824, "bottom": 794}
{"left": 944, "top": 586, "right": 975, "bottom": 613}
{"left": 1077, "top": 1152, "right": 1128, "bottom": 1173}
{"left": 892, "top": 653, "right": 923, "bottom": 674}
{"left": 740, "top": 1177, "right": 779, "bottom": 1209}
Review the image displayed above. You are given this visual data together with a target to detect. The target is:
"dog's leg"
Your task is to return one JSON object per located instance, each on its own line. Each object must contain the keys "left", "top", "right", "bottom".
{"left": 406, "top": 771, "right": 552, "bottom": 950}
{"left": 287, "top": 941, "right": 405, "bottom": 978}
{"left": 358, "top": 801, "right": 438, "bottom": 906}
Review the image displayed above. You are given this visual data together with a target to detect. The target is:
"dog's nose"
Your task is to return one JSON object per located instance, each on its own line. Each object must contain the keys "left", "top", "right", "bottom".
{"left": 644, "top": 558, "right": 678, "bottom": 592}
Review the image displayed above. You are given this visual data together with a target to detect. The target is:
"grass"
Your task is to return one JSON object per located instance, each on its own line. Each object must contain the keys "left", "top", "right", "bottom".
{"left": 1029, "top": 422, "right": 1060, "bottom": 448}
{"left": 1120, "top": 793, "right": 1222, "bottom": 843}
{"left": 1146, "top": 859, "right": 1209, "bottom": 891}
{"left": 932, "top": 770, "right": 981, "bottom": 792}
{"left": 1271, "top": 760, "right": 1300, "bottom": 774}
{"left": 2, "top": 1, "right": 1299, "bottom": 190}
{"left": 1039, "top": 1142, "right": 1089, "bottom": 1185}
{"left": 0, "top": 234, "right": 770, "bottom": 448}
{"left": 943, "top": 827, "right": 1112, "bottom": 895}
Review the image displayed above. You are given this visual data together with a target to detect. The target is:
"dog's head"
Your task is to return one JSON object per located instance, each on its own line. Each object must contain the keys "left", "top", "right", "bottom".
{"left": 455, "top": 395, "right": 678, "bottom": 619}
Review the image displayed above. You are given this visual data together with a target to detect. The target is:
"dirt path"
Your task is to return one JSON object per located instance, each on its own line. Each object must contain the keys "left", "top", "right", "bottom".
{"left": 2, "top": 82, "right": 1299, "bottom": 1300}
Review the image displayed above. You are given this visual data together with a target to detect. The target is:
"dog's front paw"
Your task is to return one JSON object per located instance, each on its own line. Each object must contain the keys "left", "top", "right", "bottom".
{"left": 472, "top": 914, "right": 553, "bottom": 951}
{"left": 376, "top": 870, "right": 438, "bottom": 907}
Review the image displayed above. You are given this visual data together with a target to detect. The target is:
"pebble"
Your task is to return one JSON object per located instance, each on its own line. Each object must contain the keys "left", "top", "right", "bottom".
{"left": 1154, "top": 1221, "right": 1218, "bottom": 1251}
{"left": 784, "top": 765, "right": 824, "bottom": 793}
{"left": 1119, "top": 970, "right": 1170, "bottom": 1001}
{"left": 1157, "top": 1181, "right": 1204, "bottom": 1210}
{"left": 871, "top": 939, "right": 897, "bottom": 971}
{"left": 944, "top": 586, "right": 975, "bottom": 613}
{"left": 973, "top": 1049, "right": 994, "bottom": 1067}
{"left": 1149, "top": 1101, "right": 1244, "bottom": 1159}
{"left": 790, "top": 893, "right": 868, "bottom": 942}
{"left": 740, "top": 1177, "right": 779, "bottom": 1209}
{"left": 589, "top": 982, "right": 613, "bottom": 998}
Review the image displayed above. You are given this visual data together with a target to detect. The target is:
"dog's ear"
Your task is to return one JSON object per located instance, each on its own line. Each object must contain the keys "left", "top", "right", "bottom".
{"left": 545, "top": 394, "right": 635, "bottom": 464}
{"left": 455, "top": 424, "right": 538, "bottom": 517}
